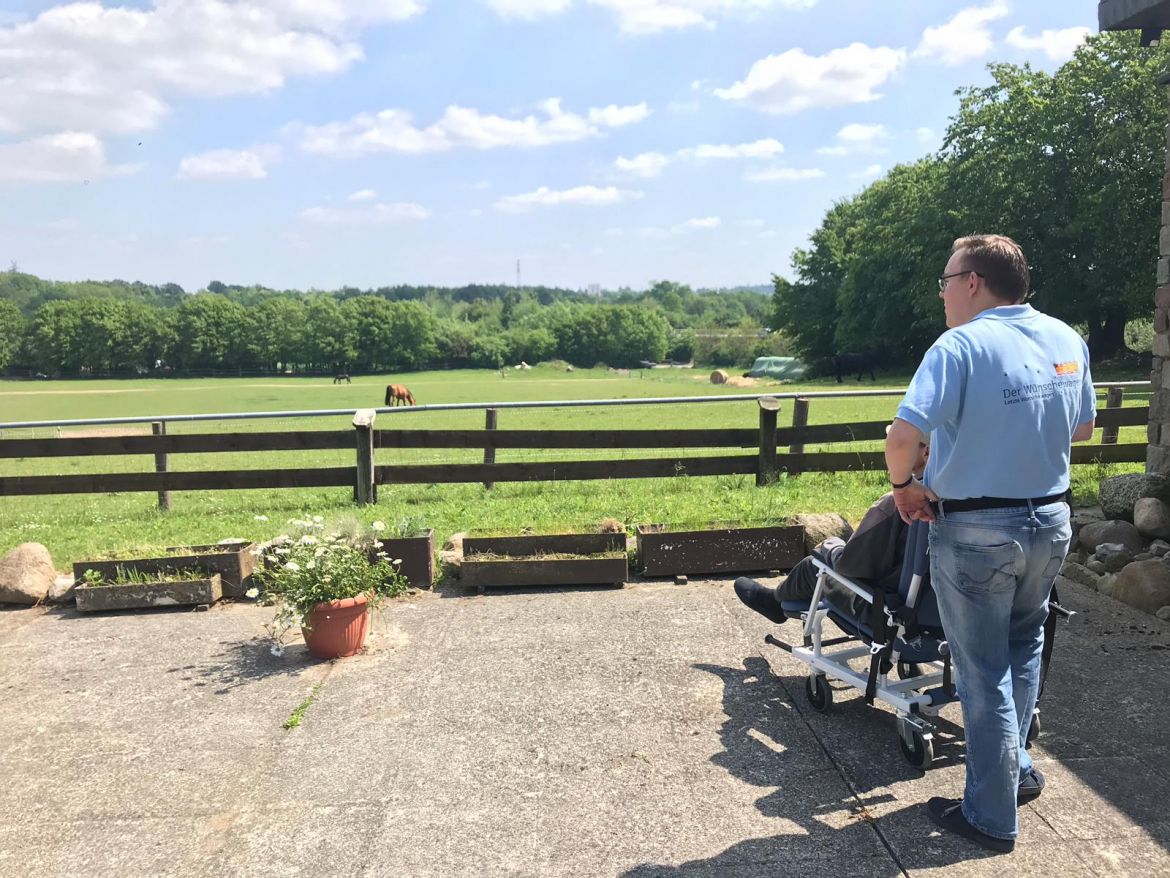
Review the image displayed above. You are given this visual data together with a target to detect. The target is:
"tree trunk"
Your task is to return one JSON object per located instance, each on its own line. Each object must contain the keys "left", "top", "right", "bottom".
{"left": 1087, "top": 308, "right": 1127, "bottom": 360}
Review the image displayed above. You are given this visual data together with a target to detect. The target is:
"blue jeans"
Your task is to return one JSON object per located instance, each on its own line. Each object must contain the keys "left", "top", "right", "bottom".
{"left": 928, "top": 501, "right": 1071, "bottom": 839}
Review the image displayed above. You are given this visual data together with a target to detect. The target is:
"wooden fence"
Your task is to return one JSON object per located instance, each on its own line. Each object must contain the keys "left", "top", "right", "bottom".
{"left": 0, "top": 395, "right": 1150, "bottom": 504}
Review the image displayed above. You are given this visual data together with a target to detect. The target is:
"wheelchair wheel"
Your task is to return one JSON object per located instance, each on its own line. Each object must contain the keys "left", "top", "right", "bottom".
{"left": 897, "top": 661, "right": 922, "bottom": 680}
{"left": 1025, "top": 712, "right": 1040, "bottom": 749}
{"left": 897, "top": 720, "right": 934, "bottom": 770}
{"left": 804, "top": 674, "right": 833, "bottom": 713}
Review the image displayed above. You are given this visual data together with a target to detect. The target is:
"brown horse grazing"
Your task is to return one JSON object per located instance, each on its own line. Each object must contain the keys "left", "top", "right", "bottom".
{"left": 385, "top": 384, "right": 416, "bottom": 406}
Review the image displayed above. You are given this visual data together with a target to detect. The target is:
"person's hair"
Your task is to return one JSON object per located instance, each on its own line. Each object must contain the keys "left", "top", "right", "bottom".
{"left": 951, "top": 234, "right": 1030, "bottom": 303}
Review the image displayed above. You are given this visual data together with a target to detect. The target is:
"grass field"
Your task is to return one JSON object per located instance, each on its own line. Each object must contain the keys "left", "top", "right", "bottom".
{"left": 0, "top": 364, "right": 1147, "bottom": 569}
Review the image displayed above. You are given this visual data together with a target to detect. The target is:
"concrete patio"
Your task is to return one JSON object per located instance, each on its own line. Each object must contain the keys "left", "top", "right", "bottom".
{"left": 0, "top": 573, "right": 1167, "bottom": 877}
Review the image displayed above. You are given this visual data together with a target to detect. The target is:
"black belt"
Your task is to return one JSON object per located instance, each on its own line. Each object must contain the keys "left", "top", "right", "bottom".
{"left": 935, "top": 491, "right": 1070, "bottom": 513}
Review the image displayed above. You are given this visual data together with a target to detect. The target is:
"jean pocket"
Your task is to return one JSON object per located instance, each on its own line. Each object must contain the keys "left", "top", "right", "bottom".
{"left": 953, "top": 541, "right": 1022, "bottom": 594}
{"left": 1041, "top": 534, "right": 1072, "bottom": 581}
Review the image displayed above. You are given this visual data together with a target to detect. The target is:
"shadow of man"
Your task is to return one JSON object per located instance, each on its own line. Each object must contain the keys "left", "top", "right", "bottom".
{"left": 621, "top": 657, "right": 994, "bottom": 876}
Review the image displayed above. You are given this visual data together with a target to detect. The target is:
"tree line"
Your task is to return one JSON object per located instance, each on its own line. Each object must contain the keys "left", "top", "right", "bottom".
{"left": 773, "top": 32, "right": 1165, "bottom": 368}
{"left": 0, "top": 273, "right": 784, "bottom": 376}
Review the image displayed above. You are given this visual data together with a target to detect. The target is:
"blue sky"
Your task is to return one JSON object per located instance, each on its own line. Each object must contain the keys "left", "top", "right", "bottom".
{"left": 0, "top": 1, "right": 1095, "bottom": 292}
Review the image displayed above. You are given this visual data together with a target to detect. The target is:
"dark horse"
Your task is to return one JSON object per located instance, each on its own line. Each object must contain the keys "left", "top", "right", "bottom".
{"left": 333, "top": 372, "right": 351, "bottom": 384}
{"left": 385, "top": 384, "right": 416, "bottom": 406}
{"left": 833, "top": 352, "right": 881, "bottom": 383}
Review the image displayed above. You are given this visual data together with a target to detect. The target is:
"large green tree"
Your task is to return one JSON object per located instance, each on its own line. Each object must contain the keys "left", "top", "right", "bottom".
{"left": 943, "top": 31, "right": 1169, "bottom": 357}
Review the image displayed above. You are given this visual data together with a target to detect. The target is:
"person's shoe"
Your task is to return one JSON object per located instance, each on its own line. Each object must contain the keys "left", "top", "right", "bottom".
{"left": 927, "top": 797, "right": 1015, "bottom": 854}
{"left": 733, "top": 576, "right": 787, "bottom": 624}
{"left": 1018, "top": 767, "right": 1046, "bottom": 804}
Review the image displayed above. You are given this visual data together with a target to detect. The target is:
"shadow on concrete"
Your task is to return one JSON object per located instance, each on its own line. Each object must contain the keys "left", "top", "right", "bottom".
{"left": 165, "top": 637, "right": 318, "bottom": 694}
{"left": 621, "top": 658, "right": 993, "bottom": 876}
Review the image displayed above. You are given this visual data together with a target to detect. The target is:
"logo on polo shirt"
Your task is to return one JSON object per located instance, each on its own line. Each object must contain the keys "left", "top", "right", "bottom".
{"left": 1053, "top": 361, "right": 1079, "bottom": 375}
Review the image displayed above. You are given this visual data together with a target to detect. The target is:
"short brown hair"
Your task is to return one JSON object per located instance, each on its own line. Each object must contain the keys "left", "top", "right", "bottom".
{"left": 951, "top": 234, "right": 1030, "bottom": 303}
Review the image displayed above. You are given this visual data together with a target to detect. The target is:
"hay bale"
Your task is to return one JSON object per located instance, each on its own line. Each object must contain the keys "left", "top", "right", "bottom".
{"left": 710, "top": 369, "right": 728, "bottom": 384}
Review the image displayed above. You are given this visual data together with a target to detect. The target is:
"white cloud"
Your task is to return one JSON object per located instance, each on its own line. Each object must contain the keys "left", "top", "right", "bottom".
{"left": 715, "top": 43, "right": 906, "bottom": 114}
{"left": 501, "top": 0, "right": 821, "bottom": 36}
{"left": 493, "top": 184, "right": 642, "bottom": 212}
{"left": 915, "top": 2, "right": 1009, "bottom": 67}
{"left": 614, "top": 151, "right": 670, "bottom": 177}
{"left": 1005, "top": 26, "right": 1090, "bottom": 62}
{"left": 916, "top": 126, "right": 935, "bottom": 144}
{"left": 0, "top": 1, "right": 421, "bottom": 137}
{"left": 675, "top": 216, "right": 720, "bottom": 231}
{"left": 817, "top": 123, "right": 887, "bottom": 155}
{"left": 348, "top": 188, "right": 377, "bottom": 201}
{"left": 297, "top": 98, "right": 648, "bottom": 157}
{"left": 484, "top": 0, "right": 572, "bottom": 19}
{"left": 298, "top": 201, "right": 431, "bottom": 223}
{"left": 743, "top": 166, "right": 825, "bottom": 182}
{"left": 737, "top": 218, "right": 766, "bottom": 228}
{"left": 0, "top": 131, "right": 139, "bottom": 183}
{"left": 177, "top": 149, "right": 269, "bottom": 181}
{"left": 682, "top": 138, "right": 784, "bottom": 159}
{"left": 588, "top": 103, "right": 650, "bottom": 127}
{"left": 850, "top": 163, "right": 883, "bottom": 180}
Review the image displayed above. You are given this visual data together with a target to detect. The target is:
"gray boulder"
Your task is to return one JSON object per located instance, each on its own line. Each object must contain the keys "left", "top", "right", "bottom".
{"left": 1113, "top": 560, "right": 1170, "bottom": 615}
{"left": 1097, "top": 573, "right": 1118, "bottom": 597}
{"left": 1087, "top": 559, "right": 1107, "bottom": 574}
{"left": 0, "top": 543, "right": 58, "bottom": 605}
{"left": 1135, "top": 497, "right": 1170, "bottom": 541}
{"left": 1098, "top": 544, "right": 1134, "bottom": 573}
{"left": 1156, "top": 606, "right": 1170, "bottom": 622}
{"left": 1150, "top": 539, "right": 1170, "bottom": 558}
{"left": 1099, "top": 473, "right": 1170, "bottom": 522}
{"left": 792, "top": 514, "right": 853, "bottom": 555}
{"left": 1059, "top": 560, "right": 1099, "bottom": 590}
{"left": 1078, "top": 520, "right": 1145, "bottom": 554}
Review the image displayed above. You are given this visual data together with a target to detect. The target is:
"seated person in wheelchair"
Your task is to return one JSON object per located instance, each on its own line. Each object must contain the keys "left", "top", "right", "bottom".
{"left": 735, "top": 432, "right": 929, "bottom": 624}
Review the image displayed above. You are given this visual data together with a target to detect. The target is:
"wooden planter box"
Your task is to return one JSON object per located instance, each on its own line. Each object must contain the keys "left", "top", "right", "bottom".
{"left": 371, "top": 529, "right": 435, "bottom": 589}
{"left": 635, "top": 523, "right": 806, "bottom": 576}
{"left": 75, "top": 573, "right": 222, "bottom": 613}
{"left": 73, "top": 540, "right": 256, "bottom": 599}
{"left": 461, "top": 532, "right": 629, "bottom": 594}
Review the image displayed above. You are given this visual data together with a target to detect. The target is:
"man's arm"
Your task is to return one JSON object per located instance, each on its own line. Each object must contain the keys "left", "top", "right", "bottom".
{"left": 1072, "top": 419, "right": 1095, "bottom": 443}
{"left": 885, "top": 418, "right": 936, "bottom": 523}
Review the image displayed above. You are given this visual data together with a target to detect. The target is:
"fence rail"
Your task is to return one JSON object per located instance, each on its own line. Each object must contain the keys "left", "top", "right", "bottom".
{"left": 0, "top": 392, "right": 1149, "bottom": 501}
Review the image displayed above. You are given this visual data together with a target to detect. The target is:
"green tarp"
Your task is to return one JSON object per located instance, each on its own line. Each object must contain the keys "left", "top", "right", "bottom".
{"left": 747, "top": 356, "right": 807, "bottom": 380}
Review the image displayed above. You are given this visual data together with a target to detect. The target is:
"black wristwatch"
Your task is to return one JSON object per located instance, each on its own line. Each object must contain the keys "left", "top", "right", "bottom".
{"left": 890, "top": 475, "right": 913, "bottom": 489}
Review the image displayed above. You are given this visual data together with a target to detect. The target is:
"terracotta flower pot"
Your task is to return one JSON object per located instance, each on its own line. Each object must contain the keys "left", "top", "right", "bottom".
{"left": 301, "top": 593, "right": 372, "bottom": 659}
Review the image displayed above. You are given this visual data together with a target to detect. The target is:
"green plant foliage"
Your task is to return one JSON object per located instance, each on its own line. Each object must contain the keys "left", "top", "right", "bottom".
{"left": 253, "top": 519, "right": 409, "bottom": 653}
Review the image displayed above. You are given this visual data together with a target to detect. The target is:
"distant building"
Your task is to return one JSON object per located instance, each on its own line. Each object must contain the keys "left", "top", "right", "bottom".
{"left": 586, "top": 283, "right": 602, "bottom": 297}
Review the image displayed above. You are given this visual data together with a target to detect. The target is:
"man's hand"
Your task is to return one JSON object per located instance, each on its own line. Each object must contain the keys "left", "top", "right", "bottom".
{"left": 892, "top": 478, "right": 938, "bottom": 524}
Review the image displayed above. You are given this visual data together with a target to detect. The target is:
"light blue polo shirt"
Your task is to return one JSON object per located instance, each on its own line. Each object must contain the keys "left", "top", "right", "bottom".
{"left": 895, "top": 304, "right": 1096, "bottom": 500}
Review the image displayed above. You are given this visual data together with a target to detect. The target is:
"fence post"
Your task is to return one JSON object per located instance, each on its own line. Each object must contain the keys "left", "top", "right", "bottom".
{"left": 1102, "top": 386, "right": 1124, "bottom": 445}
{"left": 788, "top": 397, "right": 809, "bottom": 476}
{"left": 152, "top": 420, "right": 171, "bottom": 511}
{"left": 353, "top": 408, "right": 377, "bottom": 505}
{"left": 757, "top": 397, "right": 781, "bottom": 486}
{"left": 484, "top": 408, "right": 497, "bottom": 490}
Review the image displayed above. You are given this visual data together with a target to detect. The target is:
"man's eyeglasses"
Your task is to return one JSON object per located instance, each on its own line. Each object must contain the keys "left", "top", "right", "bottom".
{"left": 937, "top": 270, "right": 983, "bottom": 292}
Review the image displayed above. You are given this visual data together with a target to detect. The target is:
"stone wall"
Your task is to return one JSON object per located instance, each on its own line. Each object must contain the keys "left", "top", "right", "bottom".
{"left": 1150, "top": 96, "right": 1170, "bottom": 473}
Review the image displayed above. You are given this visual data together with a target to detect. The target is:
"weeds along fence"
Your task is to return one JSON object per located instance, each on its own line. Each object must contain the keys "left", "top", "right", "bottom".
{"left": 0, "top": 384, "right": 1149, "bottom": 507}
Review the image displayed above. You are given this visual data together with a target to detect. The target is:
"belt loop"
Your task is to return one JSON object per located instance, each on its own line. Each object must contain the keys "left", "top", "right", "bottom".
{"left": 936, "top": 499, "right": 946, "bottom": 519}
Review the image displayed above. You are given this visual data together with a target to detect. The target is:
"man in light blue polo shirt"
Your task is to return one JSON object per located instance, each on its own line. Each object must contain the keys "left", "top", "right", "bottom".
{"left": 885, "top": 234, "right": 1096, "bottom": 854}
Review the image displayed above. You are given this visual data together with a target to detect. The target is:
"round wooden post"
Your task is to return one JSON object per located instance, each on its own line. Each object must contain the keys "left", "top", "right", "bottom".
{"left": 1102, "top": 386, "right": 1124, "bottom": 445}
{"left": 152, "top": 420, "right": 171, "bottom": 511}
{"left": 757, "top": 397, "right": 781, "bottom": 486}
{"left": 484, "top": 408, "right": 498, "bottom": 490}
{"left": 353, "top": 408, "right": 377, "bottom": 505}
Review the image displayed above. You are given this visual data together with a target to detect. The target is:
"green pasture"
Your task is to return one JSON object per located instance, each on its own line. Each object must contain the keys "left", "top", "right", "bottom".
{"left": 0, "top": 365, "right": 1147, "bottom": 569}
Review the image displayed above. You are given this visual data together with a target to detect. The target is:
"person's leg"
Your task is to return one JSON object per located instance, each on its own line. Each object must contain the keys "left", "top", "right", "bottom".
{"left": 929, "top": 513, "right": 1026, "bottom": 840}
{"left": 1009, "top": 506, "right": 1071, "bottom": 780}
{"left": 734, "top": 557, "right": 822, "bottom": 624}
